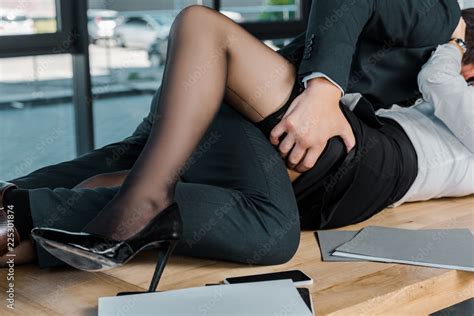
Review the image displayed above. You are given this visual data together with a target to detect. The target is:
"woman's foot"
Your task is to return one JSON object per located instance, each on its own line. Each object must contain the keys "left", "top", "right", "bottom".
{"left": 82, "top": 197, "right": 172, "bottom": 241}
{"left": 31, "top": 203, "right": 182, "bottom": 272}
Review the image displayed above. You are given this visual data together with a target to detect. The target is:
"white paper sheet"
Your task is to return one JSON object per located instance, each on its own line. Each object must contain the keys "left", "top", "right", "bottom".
{"left": 99, "top": 279, "right": 313, "bottom": 316}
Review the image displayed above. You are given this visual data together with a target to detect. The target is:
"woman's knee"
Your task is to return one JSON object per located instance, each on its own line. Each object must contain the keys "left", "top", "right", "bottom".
{"left": 172, "top": 5, "right": 216, "bottom": 33}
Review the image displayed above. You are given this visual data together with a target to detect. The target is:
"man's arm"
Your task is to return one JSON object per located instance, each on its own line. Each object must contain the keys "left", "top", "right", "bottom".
{"left": 418, "top": 43, "right": 474, "bottom": 152}
{"left": 300, "top": 0, "right": 376, "bottom": 95}
{"left": 299, "top": 0, "right": 376, "bottom": 90}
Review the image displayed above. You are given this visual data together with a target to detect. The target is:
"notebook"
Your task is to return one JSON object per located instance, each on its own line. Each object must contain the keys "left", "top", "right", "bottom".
{"left": 332, "top": 226, "right": 474, "bottom": 272}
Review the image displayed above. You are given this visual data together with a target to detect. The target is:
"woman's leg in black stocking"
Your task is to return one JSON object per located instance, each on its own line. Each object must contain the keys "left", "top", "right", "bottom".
{"left": 84, "top": 5, "right": 296, "bottom": 240}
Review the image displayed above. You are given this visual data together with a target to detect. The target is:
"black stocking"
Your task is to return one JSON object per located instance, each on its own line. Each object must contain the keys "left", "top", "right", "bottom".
{"left": 84, "top": 6, "right": 297, "bottom": 240}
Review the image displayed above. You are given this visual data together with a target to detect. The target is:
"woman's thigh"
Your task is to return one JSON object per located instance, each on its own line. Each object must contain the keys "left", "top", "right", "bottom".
{"left": 176, "top": 5, "right": 297, "bottom": 122}
{"left": 223, "top": 20, "right": 297, "bottom": 122}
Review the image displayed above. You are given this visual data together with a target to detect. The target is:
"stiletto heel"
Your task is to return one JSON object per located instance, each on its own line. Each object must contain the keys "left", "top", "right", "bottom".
{"left": 30, "top": 203, "right": 182, "bottom": 273}
{"left": 148, "top": 240, "right": 177, "bottom": 292}
{"left": 116, "top": 240, "right": 177, "bottom": 296}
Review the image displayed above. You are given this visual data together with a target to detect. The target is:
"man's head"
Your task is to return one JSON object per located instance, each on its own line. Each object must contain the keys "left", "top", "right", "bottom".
{"left": 461, "top": 8, "right": 474, "bottom": 81}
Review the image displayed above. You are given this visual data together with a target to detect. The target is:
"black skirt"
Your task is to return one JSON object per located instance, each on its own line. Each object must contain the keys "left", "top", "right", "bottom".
{"left": 256, "top": 84, "right": 418, "bottom": 230}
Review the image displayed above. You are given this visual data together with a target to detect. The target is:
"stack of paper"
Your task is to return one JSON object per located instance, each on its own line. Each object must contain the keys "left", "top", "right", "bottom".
{"left": 99, "top": 279, "right": 313, "bottom": 316}
{"left": 316, "top": 226, "right": 474, "bottom": 272}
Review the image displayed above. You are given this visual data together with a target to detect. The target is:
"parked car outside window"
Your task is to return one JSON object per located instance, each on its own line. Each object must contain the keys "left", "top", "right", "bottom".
{"left": 113, "top": 13, "right": 174, "bottom": 50}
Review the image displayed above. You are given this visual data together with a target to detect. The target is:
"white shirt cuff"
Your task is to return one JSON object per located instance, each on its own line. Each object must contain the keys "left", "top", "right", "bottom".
{"left": 340, "top": 93, "right": 362, "bottom": 111}
{"left": 302, "top": 72, "right": 345, "bottom": 96}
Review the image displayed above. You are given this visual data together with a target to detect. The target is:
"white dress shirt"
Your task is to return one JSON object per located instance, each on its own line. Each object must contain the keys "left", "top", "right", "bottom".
{"left": 376, "top": 44, "right": 474, "bottom": 206}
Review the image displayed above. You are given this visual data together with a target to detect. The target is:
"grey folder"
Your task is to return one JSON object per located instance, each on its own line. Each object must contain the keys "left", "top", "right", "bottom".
{"left": 332, "top": 226, "right": 474, "bottom": 272}
{"left": 315, "top": 230, "right": 361, "bottom": 262}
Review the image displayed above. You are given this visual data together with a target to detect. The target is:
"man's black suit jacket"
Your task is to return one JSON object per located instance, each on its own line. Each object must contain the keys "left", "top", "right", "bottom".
{"left": 278, "top": 0, "right": 461, "bottom": 114}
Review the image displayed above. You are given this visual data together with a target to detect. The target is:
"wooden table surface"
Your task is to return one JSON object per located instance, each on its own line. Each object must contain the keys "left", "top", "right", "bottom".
{"left": 1, "top": 195, "right": 473, "bottom": 315}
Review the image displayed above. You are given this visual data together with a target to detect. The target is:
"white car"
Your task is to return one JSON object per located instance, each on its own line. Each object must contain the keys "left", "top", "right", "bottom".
{"left": 113, "top": 13, "right": 174, "bottom": 50}
{"left": 0, "top": 10, "right": 34, "bottom": 36}
{"left": 88, "top": 9, "right": 119, "bottom": 43}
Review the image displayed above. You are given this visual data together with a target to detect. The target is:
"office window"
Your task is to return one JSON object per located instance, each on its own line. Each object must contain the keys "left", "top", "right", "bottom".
{"left": 0, "top": 0, "right": 57, "bottom": 35}
{"left": 0, "top": 0, "right": 308, "bottom": 170}
{"left": 0, "top": 54, "right": 75, "bottom": 178}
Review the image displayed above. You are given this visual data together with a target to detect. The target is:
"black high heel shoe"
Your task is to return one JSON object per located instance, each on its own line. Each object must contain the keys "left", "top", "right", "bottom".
{"left": 31, "top": 203, "right": 182, "bottom": 292}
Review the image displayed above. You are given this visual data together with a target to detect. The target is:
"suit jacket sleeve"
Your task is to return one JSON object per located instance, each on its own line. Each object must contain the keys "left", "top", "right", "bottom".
{"left": 299, "top": 0, "right": 376, "bottom": 91}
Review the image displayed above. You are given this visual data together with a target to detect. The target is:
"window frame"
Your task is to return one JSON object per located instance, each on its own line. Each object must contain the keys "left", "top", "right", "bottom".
{"left": 0, "top": 0, "right": 76, "bottom": 58}
{"left": 213, "top": 0, "right": 310, "bottom": 40}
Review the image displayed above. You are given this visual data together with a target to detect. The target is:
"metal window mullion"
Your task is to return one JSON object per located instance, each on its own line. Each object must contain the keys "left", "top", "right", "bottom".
{"left": 212, "top": 0, "right": 221, "bottom": 11}
{"left": 70, "top": 0, "right": 94, "bottom": 155}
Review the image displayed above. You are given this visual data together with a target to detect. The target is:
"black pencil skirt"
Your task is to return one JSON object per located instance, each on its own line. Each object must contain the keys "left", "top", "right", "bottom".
{"left": 256, "top": 84, "right": 418, "bottom": 230}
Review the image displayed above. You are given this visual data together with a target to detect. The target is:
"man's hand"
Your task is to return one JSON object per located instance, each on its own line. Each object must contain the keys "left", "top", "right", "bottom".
{"left": 270, "top": 78, "right": 356, "bottom": 173}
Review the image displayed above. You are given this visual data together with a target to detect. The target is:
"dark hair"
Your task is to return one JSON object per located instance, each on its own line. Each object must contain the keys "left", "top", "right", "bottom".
{"left": 462, "top": 8, "right": 474, "bottom": 64}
